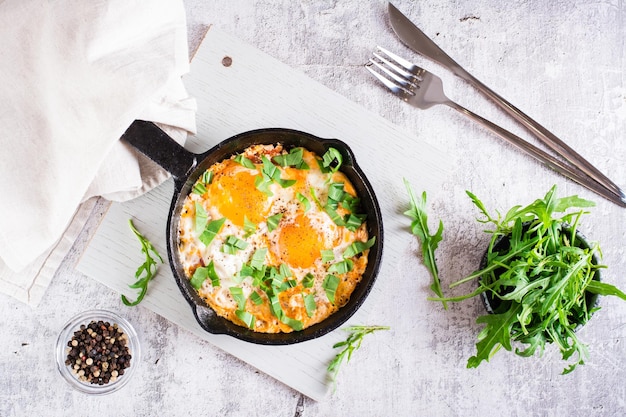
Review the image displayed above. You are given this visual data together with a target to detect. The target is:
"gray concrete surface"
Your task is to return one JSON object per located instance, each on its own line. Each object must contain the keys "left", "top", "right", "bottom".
{"left": 2, "top": 1, "right": 626, "bottom": 416}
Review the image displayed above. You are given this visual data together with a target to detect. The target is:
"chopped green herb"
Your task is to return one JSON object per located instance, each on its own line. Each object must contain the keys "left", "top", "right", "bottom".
{"left": 250, "top": 248, "right": 268, "bottom": 270}
{"left": 279, "top": 263, "right": 292, "bottom": 278}
{"left": 281, "top": 315, "right": 303, "bottom": 331}
{"left": 190, "top": 267, "right": 208, "bottom": 289}
{"left": 192, "top": 182, "right": 207, "bottom": 195}
{"left": 304, "top": 293, "right": 317, "bottom": 317}
{"left": 254, "top": 173, "right": 274, "bottom": 196}
{"left": 323, "top": 274, "right": 340, "bottom": 304}
{"left": 122, "top": 219, "right": 164, "bottom": 306}
{"left": 194, "top": 202, "right": 208, "bottom": 235}
{"left": 344, "top": 213, "right": 366, "bottom": 232}
{"left": 297, "top": 192, "right": 311, "bottom": 212}
{"left": 272, "top": 147, "right": 310, "bottom": 169}
{"left": 222, "top": 235, "right": 249, "bottom": 254}
{"left": 310, "top": 187, "right": 323, "bottom": 209}
{"left": 257, "top": 156, "right": 297, "bottom": 190}
{"left": 328, "top": 259, "right": 354, "bottom": 274}
{"left": 324, "top": 205, "right": 346, "bottom": 226}
{"left": 199, "top": 218, "right": 226, "bottom": 246}
{"left": 321, "top": 250, "right": 335, "bottom": 263}
{"left": 243, "top": 216, "right": 257, "bottom": 237}
{"left": 343, "top": 237, "right": 376, "bottom": 258}
{"left": 229, "top": 287, "right": 246, "bottom": 311}
{"left": 236, "top": 310, "right": 255, "bottom": 329}
{"left": 328, "top": 182, "right": 346, "bottom": 202}
{"left": 192, "top": 262, "right": 220, "bottom": 288}
{"left": 321, "top": 147, "right": 343, "bottom": 173}
{"left": 250, "top": 291, "right": 264, "bottom": 305}
{"left": 267, "top": 213, "right": 283, "bottom": 232}
{"left": 403, "top": 179, "right": 446, "bottom": 309}
{"left": 302, "top": 273, "right": 315, "bottom": 288}
{"left": 192, "top": 171, "right": 213, "bottom": 195}
{"left": 327, "top": 325, "right": 390, "bottom": 384}
{"left": 233, "top": 154, "right": 256, "bottom": 169}
{"left": 201, "top": 170, "right": 214, "bottom": 184}
{"left": 268, "top": 293, "right": 283, "bottom": 319}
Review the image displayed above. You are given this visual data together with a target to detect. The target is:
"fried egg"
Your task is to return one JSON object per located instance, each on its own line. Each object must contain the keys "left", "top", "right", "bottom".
{"left": 177, "top": 143, "right": 372, "bottom": 333}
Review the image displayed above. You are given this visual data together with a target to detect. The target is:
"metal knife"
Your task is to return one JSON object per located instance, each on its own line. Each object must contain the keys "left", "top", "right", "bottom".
{"left": 387, "top": 2, "right": 626, "bottom": 205}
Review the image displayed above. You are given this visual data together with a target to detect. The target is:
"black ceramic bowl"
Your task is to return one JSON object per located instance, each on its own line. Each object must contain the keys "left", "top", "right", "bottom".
{"left": 122, "top": 121, "right": 384, "bottom": 345}
{"left": 479, "top": 223, "right": 601, "bottom": 320}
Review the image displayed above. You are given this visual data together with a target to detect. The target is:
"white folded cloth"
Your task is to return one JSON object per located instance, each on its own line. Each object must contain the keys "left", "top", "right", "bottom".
{"left": 0, "top": 0, "right": 196, "bottom": 304}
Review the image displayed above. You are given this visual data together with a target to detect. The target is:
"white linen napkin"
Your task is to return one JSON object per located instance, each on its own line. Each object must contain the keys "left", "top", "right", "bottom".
{"left": 0, "top": 0, "right": 197, "bottom": 304}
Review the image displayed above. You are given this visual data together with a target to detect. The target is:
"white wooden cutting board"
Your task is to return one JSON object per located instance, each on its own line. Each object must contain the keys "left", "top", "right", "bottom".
{"left": 77, "top": 26, "right": 451, "bottom": 401}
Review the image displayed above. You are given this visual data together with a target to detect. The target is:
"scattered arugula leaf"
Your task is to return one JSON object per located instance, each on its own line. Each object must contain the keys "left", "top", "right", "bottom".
{"left": 122, "top": 219, "right": 164, "bottom": 306}
{"left": 403, "top": 179, "right": 446, "bottom": 310}
{"left": 327, "top": 325, "right": 390, "bottom": 384}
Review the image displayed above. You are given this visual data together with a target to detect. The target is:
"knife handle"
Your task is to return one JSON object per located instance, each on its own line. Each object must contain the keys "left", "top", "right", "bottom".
{"left": 457, "top": 69, "right": 624, "bottom": 199}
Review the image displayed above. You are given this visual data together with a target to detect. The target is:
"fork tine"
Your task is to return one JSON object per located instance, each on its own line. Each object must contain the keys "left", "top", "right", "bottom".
{"left": 372, "top": 52, "right": 415, "bottom": 83}
{"left": 376, "top": 46, "right": 419, "bottom": 75}
{"left": 365, "top": 63, "right": 405, "bottom": 94}
{"left": 368, "top": 58, "right": 414, "bottom": 90}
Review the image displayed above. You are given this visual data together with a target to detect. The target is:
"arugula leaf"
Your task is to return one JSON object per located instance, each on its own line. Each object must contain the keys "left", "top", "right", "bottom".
{"left": 403, "top": 179, "right": 446, "bottom": 309}
{"left": 327, "top": 325, "right": 390, "bottom": 384}
{"left": 122, "top": 220, "right": 164, "bottom": 306}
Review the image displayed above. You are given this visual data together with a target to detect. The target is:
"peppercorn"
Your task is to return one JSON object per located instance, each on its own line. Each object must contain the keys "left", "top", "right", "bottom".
{"left": 65, "top": 320, "right": 132, "bottom": 385}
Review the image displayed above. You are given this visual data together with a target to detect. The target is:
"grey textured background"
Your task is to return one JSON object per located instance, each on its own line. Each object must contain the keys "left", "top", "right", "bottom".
{"left": 2, "top": 1, "right": 626, "bottom": 416}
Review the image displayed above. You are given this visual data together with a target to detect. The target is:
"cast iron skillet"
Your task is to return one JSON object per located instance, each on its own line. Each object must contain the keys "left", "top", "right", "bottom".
{"left": 121, "top": 120, "right": 384, "bottom": 345}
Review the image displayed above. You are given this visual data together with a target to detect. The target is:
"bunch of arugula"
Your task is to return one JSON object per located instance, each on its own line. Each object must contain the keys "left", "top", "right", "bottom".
{"left": 430, "top": 185, "right": 626, "bottom": 373}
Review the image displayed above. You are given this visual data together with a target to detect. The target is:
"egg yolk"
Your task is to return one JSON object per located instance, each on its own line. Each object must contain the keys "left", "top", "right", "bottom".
{"left": 208, "top": 164, "right": 268, "bottom": 227}
{"left": 276, "top": 213, "right": 325, "bottom": 269}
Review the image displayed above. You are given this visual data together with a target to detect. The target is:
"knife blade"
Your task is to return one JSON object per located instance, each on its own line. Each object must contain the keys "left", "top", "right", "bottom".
{"left": 387, "top": 2, "right": 626, "bottom": 206}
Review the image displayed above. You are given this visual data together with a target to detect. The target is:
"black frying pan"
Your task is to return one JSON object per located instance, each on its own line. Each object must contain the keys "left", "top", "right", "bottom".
{"left": 121, "top": 120, "right": 383, "bottom": 345}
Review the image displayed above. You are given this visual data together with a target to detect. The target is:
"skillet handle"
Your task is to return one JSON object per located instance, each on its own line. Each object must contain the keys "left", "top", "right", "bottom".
{"left": 121, "top": 120, "right": 197, "bottom": 181}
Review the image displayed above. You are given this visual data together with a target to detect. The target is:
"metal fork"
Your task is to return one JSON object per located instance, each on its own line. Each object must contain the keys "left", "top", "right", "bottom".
{"left": 366, "top": 46, "right": 626, "bottom": 207}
